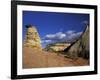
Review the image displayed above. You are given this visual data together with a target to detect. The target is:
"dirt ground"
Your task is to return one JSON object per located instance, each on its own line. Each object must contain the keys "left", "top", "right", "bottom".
{"left": 23, "top": 47, "right": 89, "bottom": 69}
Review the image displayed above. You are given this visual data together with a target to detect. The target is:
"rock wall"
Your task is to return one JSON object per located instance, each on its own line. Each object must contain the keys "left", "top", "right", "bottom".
{"left": 64, "top": 25, "right": 89, "bottom": 59}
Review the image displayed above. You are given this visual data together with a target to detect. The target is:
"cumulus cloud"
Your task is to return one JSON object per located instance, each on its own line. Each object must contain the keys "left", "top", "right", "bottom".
{"left": 44, "top": 32, "right": 66, "bottom": 40}
{"left": 66, "top": 30, "right": 75, "bottom": 34}
{"left": 82, "top": 20, "right": 89, "bottom": 25}
{"left": 41, "top": 40, "right": 52, "bottom": 43}
{"left": 66, "top": 31, "right": 82, "bottom": 42}
{"left": 42, "top": 30, "right": 83, "bottom": 44}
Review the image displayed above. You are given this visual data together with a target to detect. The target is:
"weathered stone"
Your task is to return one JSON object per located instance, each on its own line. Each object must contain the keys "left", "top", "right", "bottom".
{"left": 45, "top": 42, "right": 70, "bottom": 52}
{"left": 64, "top": 25, "right": 89, "bottom": 59}
{"left": 24, "top": 25, "right": 42, "bottom": 50}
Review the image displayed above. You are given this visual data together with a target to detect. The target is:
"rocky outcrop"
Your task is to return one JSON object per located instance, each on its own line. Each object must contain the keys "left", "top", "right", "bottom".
{"left": 64, "top": 25, "right": 89, "bottom": 59}
{"left": 23, "top": 25, "right": 89, "bottom": 68}
{"left": 24, "top": 25, "right": 42, "bottom": 50}
{"left": 45, "top": 42, "right": 70, "bottom": 52}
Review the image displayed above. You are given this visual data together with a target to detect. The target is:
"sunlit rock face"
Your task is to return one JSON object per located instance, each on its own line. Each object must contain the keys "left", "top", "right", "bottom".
{"left": 24, "top": 25, "right": 42, "bottom": 50}
{"left": 64, "top": 25, "right": 89, "bottom": 59}
{"left": 45, "top": 43, "right": 71, "bottom": 52}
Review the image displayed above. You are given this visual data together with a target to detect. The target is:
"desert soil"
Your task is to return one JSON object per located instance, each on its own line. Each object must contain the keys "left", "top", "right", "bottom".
{"left": 23, "top": 47, "right": 89, "bottom": 69}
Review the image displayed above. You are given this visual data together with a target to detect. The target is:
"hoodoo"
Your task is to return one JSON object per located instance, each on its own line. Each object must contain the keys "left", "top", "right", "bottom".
{"left": 24, "top": 25, "right": 42, "bottom": 50}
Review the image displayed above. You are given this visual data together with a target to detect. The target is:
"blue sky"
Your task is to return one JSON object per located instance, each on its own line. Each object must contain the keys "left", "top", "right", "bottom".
{"left": 23, "top": 11, "right": 89, "bottom": 48}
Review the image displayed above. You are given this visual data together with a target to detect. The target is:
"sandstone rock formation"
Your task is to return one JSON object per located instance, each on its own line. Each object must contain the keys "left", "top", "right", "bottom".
{"left": 45, "top": 42, "right": 70, "bottom": 52}
{"left": 64, "top": 25, "right": 89, "bottom": 59}
{"left": 24, "top": 25, "right": 42, "bottom": 50}
{"left": 23, "top": 25, "right": 89, "bottom": 68}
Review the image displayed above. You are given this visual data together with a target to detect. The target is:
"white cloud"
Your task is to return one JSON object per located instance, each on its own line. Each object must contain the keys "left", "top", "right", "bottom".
{"left": 42, "top": 31, "right": 82, "bottom": 44}
{"left": 67, "top": 31, "right": 82, "bottom": 41}
{"left": 41, "top": 40, "right": 52, "bottom": 43}
{"left": 45, "top": 34, "right": 55, "bottom": 39}
{"left": 76, "top": 32, "right": 83, "bottom": 36}
{"left": 83, "top": 20, "right": 88, "bottom": 24}
{"left": 55, "top": 32, "right": 66, "bottom": 39}
{"left": 45, "top": 32, "right": 66, "bottom": 40}
{"left": 66, "top": 30, "right": 75, "bottom": 34}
